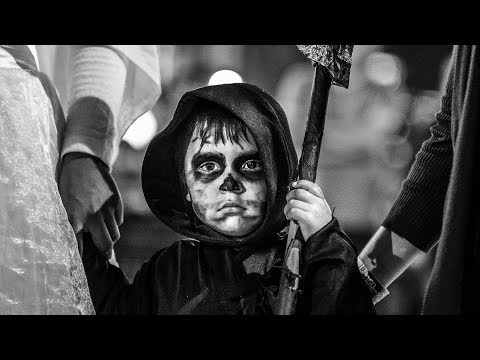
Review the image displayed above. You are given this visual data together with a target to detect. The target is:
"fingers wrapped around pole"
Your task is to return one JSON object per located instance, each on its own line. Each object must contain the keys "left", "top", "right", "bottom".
{"left": 275, "top": 65, "right": 332, "bottom": 315}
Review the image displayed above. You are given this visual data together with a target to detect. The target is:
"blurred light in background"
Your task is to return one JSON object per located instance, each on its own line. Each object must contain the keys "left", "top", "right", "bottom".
{"left": 122, "top": 110, "right": 158, "bottom": 150}
{"left": 365, "top": 52, "right": 404, "bottom": 89}
{"left": 208, "top": 70, "right": 243, "bottom": 85}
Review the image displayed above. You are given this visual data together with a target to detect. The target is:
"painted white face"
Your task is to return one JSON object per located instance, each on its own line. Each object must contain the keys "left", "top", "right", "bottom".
{"left": 184, "top": 126, "right": 267, "bottom": 238}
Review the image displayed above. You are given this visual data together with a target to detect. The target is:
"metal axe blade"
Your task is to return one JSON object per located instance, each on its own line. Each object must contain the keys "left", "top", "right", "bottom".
{"left": 297, "top": 45, "right": 354, "bottom": 88}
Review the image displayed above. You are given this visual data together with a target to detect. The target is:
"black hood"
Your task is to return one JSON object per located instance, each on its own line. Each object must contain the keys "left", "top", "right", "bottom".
{"left": 142, "top": 83, "right": 298, "bottom": 247}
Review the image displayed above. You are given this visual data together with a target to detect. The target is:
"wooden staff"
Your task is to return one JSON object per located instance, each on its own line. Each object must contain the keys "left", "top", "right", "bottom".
{"left": 274, "top": 45, "right": 354, "bottom": 315}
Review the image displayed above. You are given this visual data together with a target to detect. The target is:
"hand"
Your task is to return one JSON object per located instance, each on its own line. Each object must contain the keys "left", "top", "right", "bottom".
{"left": 83, "top": 195, "right": 121, "bottom": 259}
{"left": 59, "top": 152, "right": 123, "bottom": 259}
{"left": 284, "top": 180, "right": 332, "bottom": 241}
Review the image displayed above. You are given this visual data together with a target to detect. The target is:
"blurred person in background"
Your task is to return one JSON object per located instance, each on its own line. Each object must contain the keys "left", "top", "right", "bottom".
{"left": 359, "top": 45, "right": 480, "bottom": 314}
{"left": 0, "top": 45, "right": 161, "bottom": 314}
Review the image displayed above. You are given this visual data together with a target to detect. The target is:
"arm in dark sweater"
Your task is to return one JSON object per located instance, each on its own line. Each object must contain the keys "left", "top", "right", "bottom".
{"left": 382, "top": 69, "right": 454, "bottom": 252}
{"left": 82, "top": 233, "right": 159, "bottom": 314}
{"left": 356, "top": 63, "right": 455, "bottom": 297}
{"left": 298, "top": 218, "right": 374, "bottom": 315}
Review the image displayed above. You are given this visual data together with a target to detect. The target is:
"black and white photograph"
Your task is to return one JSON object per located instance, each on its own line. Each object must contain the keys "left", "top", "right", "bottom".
{"left": 1, "top": 43, "right": 477, "bottom": 322}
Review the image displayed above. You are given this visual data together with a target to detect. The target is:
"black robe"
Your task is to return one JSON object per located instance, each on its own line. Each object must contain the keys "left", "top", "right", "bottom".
{"left": 82, "top": 83, "right": 374, "bottom": 315}
{"left": 83, "top": 219, "right": 373, "bottom": 315}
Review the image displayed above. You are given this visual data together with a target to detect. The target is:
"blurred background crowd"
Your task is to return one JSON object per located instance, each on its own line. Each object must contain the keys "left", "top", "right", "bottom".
{"left": 112, "top": 45, "right": 452, "bottom": 315}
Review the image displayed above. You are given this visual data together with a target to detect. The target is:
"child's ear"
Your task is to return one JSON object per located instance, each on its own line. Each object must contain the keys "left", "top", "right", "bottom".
{"left": 186, "top": 191, "right": 191, "bottom": 202}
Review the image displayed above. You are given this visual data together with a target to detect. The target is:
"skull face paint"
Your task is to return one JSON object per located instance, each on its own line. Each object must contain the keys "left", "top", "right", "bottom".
{"left": 184, "top": 126, "right": 267, "bottom": 238}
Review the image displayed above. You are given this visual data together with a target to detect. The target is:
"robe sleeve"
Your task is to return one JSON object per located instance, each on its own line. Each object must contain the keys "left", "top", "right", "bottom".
{"left": 299, "top": 218, "right": 374, "bottom": 315}
{"left": 81, "top": 233, "right": 163, "bottom": 315}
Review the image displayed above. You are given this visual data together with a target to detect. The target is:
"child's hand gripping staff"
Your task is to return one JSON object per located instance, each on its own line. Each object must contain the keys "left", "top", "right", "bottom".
{"left": 274, "top": 45, "right": 354, "bottom": 315}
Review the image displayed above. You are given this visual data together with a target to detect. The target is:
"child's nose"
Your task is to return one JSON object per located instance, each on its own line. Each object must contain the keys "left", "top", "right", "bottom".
{"left": 219, "top": 174, "right": 245, "bottom": 194}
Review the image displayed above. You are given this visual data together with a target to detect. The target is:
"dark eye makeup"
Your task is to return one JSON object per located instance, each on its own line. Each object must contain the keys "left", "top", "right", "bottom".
{"left": 241, "top": 160, "right": 262, "bottom": 171}
{"left": 192, "top": 152, "right": 225, "bottom": 181}
{"left": 192, "top": 152, "right": 226, "bottom": 170}
{"left": 191, "top": 151, "right": 264, "bottom": 182}
{"left": 234, "top": 152, "right": 264, "bottom": 181}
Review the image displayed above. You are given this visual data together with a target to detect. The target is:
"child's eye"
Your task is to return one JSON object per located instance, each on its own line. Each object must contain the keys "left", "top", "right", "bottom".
{"left": 241, "top": 160, "right": 262, "bottom": 172}
{"left": 198, "top": 162, "right": 220, "bottom": 174}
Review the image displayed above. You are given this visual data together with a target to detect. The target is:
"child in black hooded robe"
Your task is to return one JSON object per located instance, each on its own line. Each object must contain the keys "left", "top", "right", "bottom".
{"left": 82, "top": 83, "right": 374, "bottom": 315}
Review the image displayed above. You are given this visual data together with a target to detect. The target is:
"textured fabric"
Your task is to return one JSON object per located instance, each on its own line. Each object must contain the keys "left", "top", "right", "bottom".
{"left": 0, "top": 46, "right": 94, "bottom": 314}
{"left": 34, "top": 45, "right": 162, "bottom": 169}
{"left": 61, "top": 46, "right": 127, "bottom": 167}
{"left": 59, "top": 98, "right": 124, "bottom": 234}
{"left": 83, "top": 83, "right": 374, "bottom": 315}
{"left": 383, "top": 46, "right": 480, "bottom": 314}
{"left": 83, "top": 218, "right": 374, "bottom": 315}
{"left": 382, "top": 69, "right": 454, "bottom": 252}
{"left": 0, "top": 45, "right": 37, "bottom": 71}
{"left": 0, "top": 47, "right": 22, "bottom": 68}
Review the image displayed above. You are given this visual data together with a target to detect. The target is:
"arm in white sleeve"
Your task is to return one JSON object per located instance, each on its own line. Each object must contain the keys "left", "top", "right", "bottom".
{"left": 61, "top": 45, "right": 127, "bottom": 168}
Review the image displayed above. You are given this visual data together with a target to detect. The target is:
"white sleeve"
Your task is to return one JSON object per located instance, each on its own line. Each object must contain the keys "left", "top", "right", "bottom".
{"left": 61, "top": 45, "right": 161, "bottom": 169}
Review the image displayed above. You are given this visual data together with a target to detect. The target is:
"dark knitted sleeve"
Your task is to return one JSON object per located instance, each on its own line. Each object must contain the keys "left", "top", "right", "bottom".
{"left": 382, "top": 68, "right": 454, "bottom": 252}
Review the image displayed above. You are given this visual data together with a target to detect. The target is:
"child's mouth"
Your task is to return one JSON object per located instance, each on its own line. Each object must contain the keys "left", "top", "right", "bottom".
{"left": 219, "top": 202, "right": 246, "bottom": 212}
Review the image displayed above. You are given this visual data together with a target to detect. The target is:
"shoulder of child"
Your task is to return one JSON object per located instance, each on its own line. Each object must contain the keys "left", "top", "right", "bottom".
{"left": 149, "top": 239, "right": 201, "bottom": 264}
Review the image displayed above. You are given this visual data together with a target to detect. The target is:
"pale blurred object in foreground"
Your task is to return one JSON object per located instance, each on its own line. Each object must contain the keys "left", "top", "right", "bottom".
{"left": 0, "top": 65, "right": 94, "bottom": 314}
